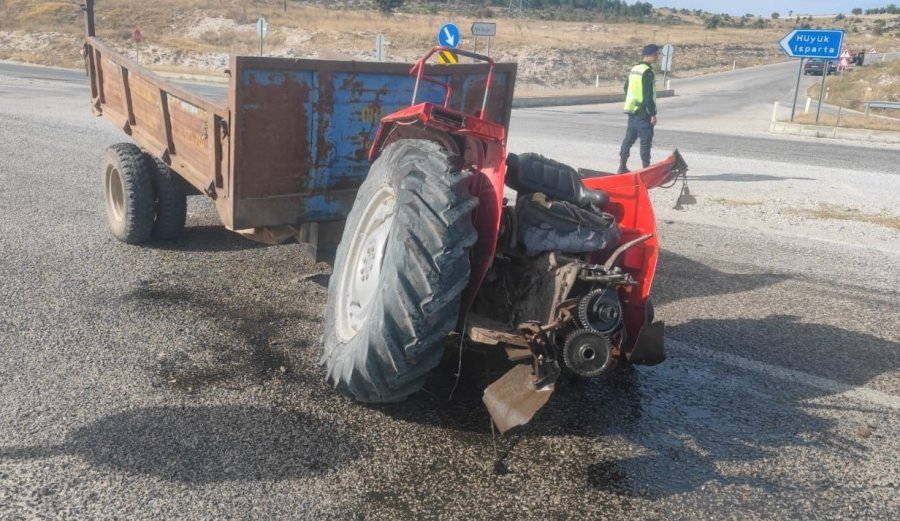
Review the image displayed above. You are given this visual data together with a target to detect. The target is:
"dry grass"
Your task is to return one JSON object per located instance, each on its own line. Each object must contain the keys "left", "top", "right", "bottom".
{"left": 792, "top": 112, "right": 900, "bottom": 132}
{"left": 807, "top": 59, "right": 900, "bottom": 113}
{"left": 0, "top": 1, "right": 897, "bottom": 88}
{"left": 795, "top": 204, "right": 900, "bottom": 231}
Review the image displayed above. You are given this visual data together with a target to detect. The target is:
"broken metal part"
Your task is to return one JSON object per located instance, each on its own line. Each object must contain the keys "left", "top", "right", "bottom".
{"left": 483, "top": 364, "right": 555, "bottom": 434}
{"left": 466, "top": 316, "right": 530, "bottom": 348}
{"left": 504, "top": 347, "right": 533, "bottom": 362}
{"left": 603, "top": 233, "right": 654, "bottom": 272}
{"left": 673, "top": 170, "right": 697, "bottom": 210}
{"left": 578, "top": 269, "right": 636, "bottom": 286}
{"left": 627, "top": 321, "right": 666, "bottom": 365}
{"left": 562, "top": 329, "right": 613, "bottom": 377}
{"left": 519, "top": 321, "right": 554, "bottom": 362}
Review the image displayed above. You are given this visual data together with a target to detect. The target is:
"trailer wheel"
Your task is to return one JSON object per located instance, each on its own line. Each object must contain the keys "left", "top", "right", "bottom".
{"left": 322, "top": 139, "right": 477, "bottom": 403}
{"left": 102, "top": 143, "right": 155, "bottom": 244}
{"left": 148, "top": 155, "right": 187, "bottom": 240}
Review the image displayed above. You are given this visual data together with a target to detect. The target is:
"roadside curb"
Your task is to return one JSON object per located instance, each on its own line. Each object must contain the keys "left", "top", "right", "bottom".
{"left": 157, "top": 71, "right": 229, "bottom": 84}
{"left": 512, "top": 89, "right": 675, "bottom": 108}
{"left": 769, "top": 121, "right": 900, "bottom": 144}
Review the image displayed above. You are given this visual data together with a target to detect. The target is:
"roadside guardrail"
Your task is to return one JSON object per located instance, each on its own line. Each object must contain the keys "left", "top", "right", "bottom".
{"left": 865, "top": 101, "right": 900, "bottom": 115}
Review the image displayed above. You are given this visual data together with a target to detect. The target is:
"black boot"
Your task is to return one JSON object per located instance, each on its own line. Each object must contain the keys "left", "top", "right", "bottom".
{"left": 617, "top": 160, "right": 628, "bottom": 174}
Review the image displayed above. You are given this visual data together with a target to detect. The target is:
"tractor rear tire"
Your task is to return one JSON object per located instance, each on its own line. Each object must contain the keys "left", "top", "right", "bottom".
{"left": 148, "top": 155, "right": 187, "bottom": 240}
{"left": 321, "top": 139, "right": 478, "bottom": 403}
{"left": 102, "top": 143, "right": 155, "bottom": 244}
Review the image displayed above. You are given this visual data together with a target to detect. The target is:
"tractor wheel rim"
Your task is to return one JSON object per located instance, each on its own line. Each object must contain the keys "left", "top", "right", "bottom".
{"left": 336, "top": 186, "right": 396, "bottom": 341}
{"left": 105, "top": 166, "right": 125, "bottom": 223}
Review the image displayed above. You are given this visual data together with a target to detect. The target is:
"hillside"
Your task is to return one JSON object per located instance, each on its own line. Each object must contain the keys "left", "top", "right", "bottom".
{"left": 808, "top": 58, "right": 900, "bottom": 112}
{"left": 0, "top": 0, "right": 897, "bottom": 90}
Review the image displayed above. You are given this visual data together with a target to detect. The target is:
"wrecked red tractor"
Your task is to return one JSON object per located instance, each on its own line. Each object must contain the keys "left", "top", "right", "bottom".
{"left": 321, "top": 47, "right": 689, "bottom": 432}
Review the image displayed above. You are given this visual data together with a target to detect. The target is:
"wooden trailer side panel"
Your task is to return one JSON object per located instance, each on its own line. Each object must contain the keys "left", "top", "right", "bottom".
{"left": 85, "top": 37, "right": 232, "bottom": 224}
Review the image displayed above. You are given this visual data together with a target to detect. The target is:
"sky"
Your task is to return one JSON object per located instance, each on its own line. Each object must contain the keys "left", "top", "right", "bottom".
{"left": 657, "top": 1, "right": 894, "bottom": 16}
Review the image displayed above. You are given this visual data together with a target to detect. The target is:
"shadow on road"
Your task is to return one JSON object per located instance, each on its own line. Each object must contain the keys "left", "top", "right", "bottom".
{"left": 688, "top": 172, "right": 814, "bottom": 182}
{"left": 149, "top": 225, "right": 270, "bottom": 253}
{"left": 652, "top": 250, "right": 790, "bottom": 306}
{"left": 0, "top": 405, "right": 367, "bottom": 483}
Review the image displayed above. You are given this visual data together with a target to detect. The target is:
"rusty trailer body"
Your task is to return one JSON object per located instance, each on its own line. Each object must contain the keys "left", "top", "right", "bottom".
{"left": 83, "top": 10, "right": 515, "bottom": 257}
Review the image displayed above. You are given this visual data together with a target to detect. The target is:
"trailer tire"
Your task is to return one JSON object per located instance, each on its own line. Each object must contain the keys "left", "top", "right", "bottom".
{"left": 322, "top": 139, "right": 478, "bottom": 403}
{"left": 148, "top": 155, "right": 187, "bottom": 240}
{"left": 102, "top": 143, "right": 155, "bottom": 244}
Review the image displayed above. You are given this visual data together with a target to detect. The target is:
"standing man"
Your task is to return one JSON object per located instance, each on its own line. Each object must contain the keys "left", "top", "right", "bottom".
{"left": 618, "top": 44, "right": 659, "bottom": 173}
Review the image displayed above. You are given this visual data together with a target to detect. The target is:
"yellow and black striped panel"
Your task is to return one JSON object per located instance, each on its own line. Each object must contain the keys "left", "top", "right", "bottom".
{"left": 436, "top": 50, "right": 458, "bottom": 64}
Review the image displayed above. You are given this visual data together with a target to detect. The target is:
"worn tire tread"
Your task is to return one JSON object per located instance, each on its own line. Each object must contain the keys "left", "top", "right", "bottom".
{"left": 103, "top": 143, "right": 155, "bottom": 244}
{"left": 148, "top": 156, "right": 187, "bottom": 240}
{"left": 322, "top": 140, "right": 477, "bottom": 402}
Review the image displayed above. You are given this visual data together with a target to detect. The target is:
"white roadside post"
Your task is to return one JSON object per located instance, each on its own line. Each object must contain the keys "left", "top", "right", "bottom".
{"left": 660, "top": 44, "right": 674, "bottom": 87}
{"left": 257, "top": 17, "right": 267, "bottom": 57}
{"left": 375, "top": 33, "right": 384, "bottom": 62}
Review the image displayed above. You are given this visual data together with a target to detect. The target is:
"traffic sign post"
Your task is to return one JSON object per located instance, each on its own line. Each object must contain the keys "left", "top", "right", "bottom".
{"left": 790, "top": 58, "right": 805, "bottom": 122}
{"left": 779, "top": 29, "right": 843, "bottom": 60}
{"left": 660, "top": 44, "right": 674, "bottom": 86}
{"left": 779, "top": 29, "right": 844, "bottom": 122}
{"left": 815, "top": 62, "right": 829, "bottom": 123}
{"left": 438, "top": 23, "right": 460, "bottom": 49}
{"left": 436, "top": 23, "right": 461, "bottom": 65}
{"left": 471, "top": 22, "right": 496, "bottom": 58}
{"left": 133, "top": 29, "right": 142, "bottom": 64}
{"left": 257, "top": 17, "right": 267, "bottom": 56}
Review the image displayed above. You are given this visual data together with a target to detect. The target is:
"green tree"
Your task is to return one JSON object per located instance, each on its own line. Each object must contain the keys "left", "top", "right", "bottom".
{"left": 851, "top": 8, "right": 863, "bottom": 15}
{"left": 771, "top": 11, "right": 780, "bottom": 19}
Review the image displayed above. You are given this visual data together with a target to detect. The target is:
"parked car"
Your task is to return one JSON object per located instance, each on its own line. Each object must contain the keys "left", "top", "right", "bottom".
{"left": 804, "top": 59, "right": 837, "bottom": 75}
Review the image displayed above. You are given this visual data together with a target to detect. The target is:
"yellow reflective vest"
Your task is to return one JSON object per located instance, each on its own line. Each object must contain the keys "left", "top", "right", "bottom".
{"left": 623, "top": 63, "right": 656, "bottom": 115}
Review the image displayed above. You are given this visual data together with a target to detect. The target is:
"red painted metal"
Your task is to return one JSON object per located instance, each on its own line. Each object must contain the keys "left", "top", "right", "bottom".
{"left": 582, "top": 152, "right": 682, "bottom": 350}
{"left": 409, "top": 47, "right": 496, "bottom": 116}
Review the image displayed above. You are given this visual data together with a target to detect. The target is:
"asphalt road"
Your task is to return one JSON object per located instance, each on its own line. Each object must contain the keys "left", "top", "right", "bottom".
{"left": 1, "top": 57, "right": 898, "bottom": 520}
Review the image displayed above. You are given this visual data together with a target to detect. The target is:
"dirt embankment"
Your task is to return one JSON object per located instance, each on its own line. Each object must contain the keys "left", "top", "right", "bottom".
{"left": 808, "top": 58, "right": 900, "bottom": 111}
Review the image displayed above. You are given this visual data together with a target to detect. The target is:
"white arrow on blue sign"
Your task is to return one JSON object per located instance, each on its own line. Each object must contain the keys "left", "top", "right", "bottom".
{"left": 438, "top": 23, "right": 460, "bottom": 49}
{"left": 779, "top": 29, "right": 844, "bottom": 60}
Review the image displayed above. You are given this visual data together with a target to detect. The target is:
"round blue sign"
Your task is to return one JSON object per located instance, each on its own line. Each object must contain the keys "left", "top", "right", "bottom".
{"left": 438, "top": 23, "right": 460, "bottom": 49}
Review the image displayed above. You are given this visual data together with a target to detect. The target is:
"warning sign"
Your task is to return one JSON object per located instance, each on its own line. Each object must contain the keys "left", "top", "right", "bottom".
{"left": 437, "top": 50, "right": 458, "bottom": 64}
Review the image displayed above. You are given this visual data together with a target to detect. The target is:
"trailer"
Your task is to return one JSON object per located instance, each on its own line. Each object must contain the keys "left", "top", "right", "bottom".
{"left": 82, "top": 1, "right": 515, "bottom": 260}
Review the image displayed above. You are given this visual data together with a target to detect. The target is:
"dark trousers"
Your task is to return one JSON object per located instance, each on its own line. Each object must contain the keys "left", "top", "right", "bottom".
{"left": 619, "top": 114, "right": 654, "bottom": 167}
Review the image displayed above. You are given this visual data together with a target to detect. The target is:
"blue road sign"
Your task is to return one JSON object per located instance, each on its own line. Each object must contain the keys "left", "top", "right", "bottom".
{"left": 779, "top": 29, "right": 844, "bottom": 60}
{"left": 438, "top": 23, "right": 460, "bottom": 49}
